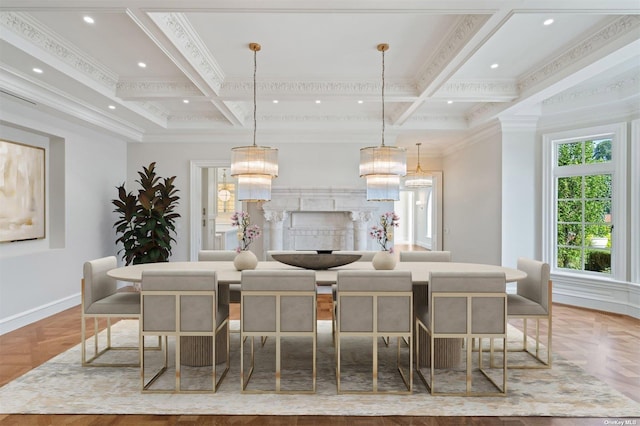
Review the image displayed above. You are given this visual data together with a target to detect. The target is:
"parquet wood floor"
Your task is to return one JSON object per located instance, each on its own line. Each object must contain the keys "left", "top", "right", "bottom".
{"left": 1, "top": 293, "right": 638, "bottom": 425}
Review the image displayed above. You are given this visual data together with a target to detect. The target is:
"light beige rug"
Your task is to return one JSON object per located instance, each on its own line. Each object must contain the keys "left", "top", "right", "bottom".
{"left": 0, "top": 320, "right": 638, "bottom": 417}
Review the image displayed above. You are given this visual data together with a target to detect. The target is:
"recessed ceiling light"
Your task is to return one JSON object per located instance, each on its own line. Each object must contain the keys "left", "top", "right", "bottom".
{"left": 490, "top": 63, "right": 499, "bottom": 69}
{"left": 315, "top": 100, "right": 321, "bottom": 104}
{"left": 357, "top": 100, "right": 364, "bottom": 104}
{"left": 108, "top": 105, "right": 116, "bottom": 110}
{"left": 32, "top": 67, "right": 43, "bottom": 74}
{"left": 273, "top": 100, "right": 279, "bottom": 104}
{"left": 83, "top": 16, "right": 94, "bottom": 24}
{"left": 447, "top": 100, "right": 453, "bottom": 104}
{"left": 183, "top": 99, "right": 189, "bottom": 104}
{"left": 543, "top": 18, "right": 554, "bottom": 26}
{"left": 138, "top": 62, "right": 147, "bottom": 68}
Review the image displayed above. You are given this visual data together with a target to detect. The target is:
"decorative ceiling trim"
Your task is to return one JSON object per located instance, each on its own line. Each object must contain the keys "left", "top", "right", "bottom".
{"left": 518, "top": 15, "right": 640, "bottom": 94}
{"left": 116, "top": 78, "right": 203, "bottom": 99}
{"left": 543, "top": 68, "right": 640, "bottom": 107}
{"left": 0, "top": 67, "right": 145, "bottom": 141}
{"left": 435, "top": 79, "right": 518, "bottom": 101}
{"left": 0, "top": 12, "right": 118, "bottom": 90}
{"left": 168, "top": 115, "right": 228, "bottom": 122}
{"left": 402, "top": 114, "right": 468, "bottom": 130}
{"left": 152, "top": 12, "right": 225, "bottom": 94}
{"left": 139, "top": 101, "right": 169, "bottom": 121}
{"left": 415, "top": 15, "right": 487, "bottom": 93}
{"left": 220, "top": 79, "right": 417, "bottom": 99}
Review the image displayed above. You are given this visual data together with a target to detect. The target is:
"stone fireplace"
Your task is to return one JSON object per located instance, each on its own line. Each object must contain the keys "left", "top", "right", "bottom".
{"left": 261, "top": 188, "right": 381, "bottom": 253}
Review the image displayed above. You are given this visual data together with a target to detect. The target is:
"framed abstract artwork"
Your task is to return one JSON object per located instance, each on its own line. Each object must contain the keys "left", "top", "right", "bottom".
{"left": 0, "top": 139, "right": 46, "bottom": 243}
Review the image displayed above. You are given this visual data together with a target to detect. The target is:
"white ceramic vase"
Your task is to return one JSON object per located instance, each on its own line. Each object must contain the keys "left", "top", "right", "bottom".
{"left": 372, "top": 251, "right": 397, "bottom": 270}
{"left": 234, "top": 250, "right": 258, "bottom": 271}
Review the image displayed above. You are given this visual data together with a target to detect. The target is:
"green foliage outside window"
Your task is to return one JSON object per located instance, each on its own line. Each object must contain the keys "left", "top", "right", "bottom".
{"left": 556, "top": 139, "right": 612, "bottom": 274}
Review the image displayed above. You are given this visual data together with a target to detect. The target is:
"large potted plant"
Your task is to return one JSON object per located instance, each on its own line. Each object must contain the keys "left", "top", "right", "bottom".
{"left": 112, "top": 162, "right": 180, "bottom": 265}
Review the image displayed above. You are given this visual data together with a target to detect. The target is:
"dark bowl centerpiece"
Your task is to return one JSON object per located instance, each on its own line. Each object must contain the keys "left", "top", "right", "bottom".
{"left": 271, "top": 253, "right": 361, "bottom": 270}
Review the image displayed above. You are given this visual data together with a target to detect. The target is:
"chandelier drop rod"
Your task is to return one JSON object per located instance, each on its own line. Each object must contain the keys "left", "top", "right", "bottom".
{"left": 378, "top": 43, "right": 388, "bottom": 147}
{"left": 250, "top": 42, "right": 260, "bottom": 148}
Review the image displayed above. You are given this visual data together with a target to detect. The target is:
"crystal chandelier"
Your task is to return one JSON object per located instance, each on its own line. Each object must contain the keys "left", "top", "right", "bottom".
{"left": 217, "top": 169, "right": 232, "bottom": 211}
{"left": 404, "top": 143, "right": 432, "bottom": 187}
{"left": 230, "top": 43, "right": 278, "bottom": 201}
{"left": 359, "top": 43, "right": 406, "bottom": 201}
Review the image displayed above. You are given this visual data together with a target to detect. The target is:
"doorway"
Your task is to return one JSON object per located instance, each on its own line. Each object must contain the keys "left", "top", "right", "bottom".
{"left": 394, "top": 171, "right": 443, "bottom": 250}
{"left": 189, "top": 160, "right": 240, "bottom": 260}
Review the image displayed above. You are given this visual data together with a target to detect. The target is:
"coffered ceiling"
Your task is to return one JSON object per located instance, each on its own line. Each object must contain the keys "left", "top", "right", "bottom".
{"left": 1, "top": 1, "right": 638, "bottom": 156}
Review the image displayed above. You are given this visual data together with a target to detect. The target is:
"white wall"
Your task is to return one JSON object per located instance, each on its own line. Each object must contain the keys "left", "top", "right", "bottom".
{"left": 500, "top": 118, "right": 539, "bottom": 268}
{"left": 0, "top": 99, "right": 126, "bottom": 334}
{"left": 442, "top": 128, "right": 502, "bottom": 264}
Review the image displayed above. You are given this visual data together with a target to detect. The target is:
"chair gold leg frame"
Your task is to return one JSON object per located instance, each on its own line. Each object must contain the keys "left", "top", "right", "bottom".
{"left": 505, "top": 280, "right": 553, "bottom": 369}
{"left": 336, "top": 291, "right": 413, "bottom": 394}
{"left": 416, "top": 292, "right": 507, "bottom": 396}
{"left": 80, "top": 279, "right": 161, "bottom": 367}
{"left": 241, "top": 290, "right": 317, "bottom": 393}
{"left": 141, "top": 290, "right": 230, "bottom": 393}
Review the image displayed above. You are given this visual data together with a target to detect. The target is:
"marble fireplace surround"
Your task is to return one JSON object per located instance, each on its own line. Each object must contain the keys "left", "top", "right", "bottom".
{"left": 261, "top": 188, "right": 380, "bottom": 252}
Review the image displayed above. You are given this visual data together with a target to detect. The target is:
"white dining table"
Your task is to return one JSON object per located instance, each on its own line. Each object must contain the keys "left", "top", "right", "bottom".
{"left": 107, "top": 260, "right": 526, "bottom": 284}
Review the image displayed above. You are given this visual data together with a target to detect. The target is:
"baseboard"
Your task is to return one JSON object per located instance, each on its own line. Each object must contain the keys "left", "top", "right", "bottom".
{"left": 552, "top": 274, "right": 640, "bottom": 319}
{"left": 0, "top": 293, "right": 80, "bottom": 335}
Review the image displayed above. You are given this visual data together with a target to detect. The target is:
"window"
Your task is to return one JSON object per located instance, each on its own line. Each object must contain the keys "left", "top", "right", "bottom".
{"left": 555, "top": 140, "right": 612, "bottom": 274}
{"left": 543, "top": 123, "right": 626, "bottom": 280}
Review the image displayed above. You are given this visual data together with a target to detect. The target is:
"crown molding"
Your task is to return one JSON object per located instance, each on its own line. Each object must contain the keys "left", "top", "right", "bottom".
{"left": 0, "top": 67, "right": 144, "bottom": 141}
{"left": 0, "top": 12, "right": 118, "bottom": 90}
{"left": 151, "top": 12, "right": 225, "bottom": 94}
{"left": 542, "top": 68, "right": 640, "bottom": 110}
{"left": 440, "top": 119, "right": 501, "bottom": 157}
{"left": 416, "top": 15, "right": 488, "bottom": 94}
{"left": 220, "top": 79, "right": 417, "bottom": 100}
{"left": 435, "top": 79, "right": 518, "bottom": 101}
{"left": 116, "top": 78, "right": 203, "bottom": 99}
{"left": 518, "top": 15, "right": 640, "bottom": 94}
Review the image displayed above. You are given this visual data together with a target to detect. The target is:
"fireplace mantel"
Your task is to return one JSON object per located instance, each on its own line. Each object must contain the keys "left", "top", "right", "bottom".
{"left": 261, "top": 188, "right": 381, "bottom": 251}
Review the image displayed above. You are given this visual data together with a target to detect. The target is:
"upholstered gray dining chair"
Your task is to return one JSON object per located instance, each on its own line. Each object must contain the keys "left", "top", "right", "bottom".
{"left": 506, "top": 257, "right": 552, "bottom": 368}
{"left": 198, "top": 250, "right": 239, "bottom": 303}
{"left": 400, "top": 250, "right": 452, "bottom": 355}
{"left": 140, "top": 270, "right": 229, "bottom": 393}
{"left": 399, "top": 251, "right": 451, "bottom": 262}
{"left": 240, "top": 270, "right": 317, "bottom": 393}
{"left": 335, "top": 270, "right": 413, "bottom": 394}
{"left": 416, "top": 271, "right": 507, "bottom": 396}
{"left": 81, "top": 256, "right": 142, "bottom": 367}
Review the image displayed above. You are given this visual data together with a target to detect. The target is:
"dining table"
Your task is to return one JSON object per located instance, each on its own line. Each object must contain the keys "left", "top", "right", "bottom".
{"left": 108, "top": 260, "right": 526, "bottom": 368}
{"left": 107, "top": 260, "right": 526, "bottom": 284}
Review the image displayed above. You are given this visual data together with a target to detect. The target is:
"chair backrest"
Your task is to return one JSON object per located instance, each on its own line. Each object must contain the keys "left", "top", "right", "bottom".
{"left": 266, "top": 250, "right": 316, "bottom": 261}
{"left": 333, "top": 251, "right": 377, "bottom": 261}
{"left": 241, "top": 270, "right": 316, "bottom": 333}
{"left": 141, "top": 270, "right": 221, "bottom": 333}
{"left": 336, "top": 270, "right": 412, "bottom": 333}
{"left": 83, "top": 256, "right": 118, "bottom": 311}
{"left": 428, "top": 271, "right": 506, "bottom": 335}
{"left": 516, "top": 257, "right": 551, "bottom": 312}
{"left": 399, "top": 251, "right": 451, "bottom": 262}
{"left": 198, "top": 250, "right": 236, "bottom": 261}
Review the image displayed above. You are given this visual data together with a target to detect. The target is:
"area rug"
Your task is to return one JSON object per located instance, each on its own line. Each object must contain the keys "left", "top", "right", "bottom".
{"left": 0, "top": 320, "right": 638, "bottom": 417}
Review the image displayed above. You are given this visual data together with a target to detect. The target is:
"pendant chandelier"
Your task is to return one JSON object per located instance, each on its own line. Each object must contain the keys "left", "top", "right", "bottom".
{"left": 217, "top": 169, "right": 232, "bottom": 211}
{"left": 359, "top": 43, "right": 406, "bottom": 201}
{"left": 404, "top": 143, "right": 432, "bottom": 187}
{"left": 230, "top": 43, "right": 278, "bottom": 201}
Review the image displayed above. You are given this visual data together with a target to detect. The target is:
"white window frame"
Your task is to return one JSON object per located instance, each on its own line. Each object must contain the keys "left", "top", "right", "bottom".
{"left": 542, "top": 123, "right": 627, "bottom": 281}
{"left": 631, "top": 119, "right": 640, "bottom": 284}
